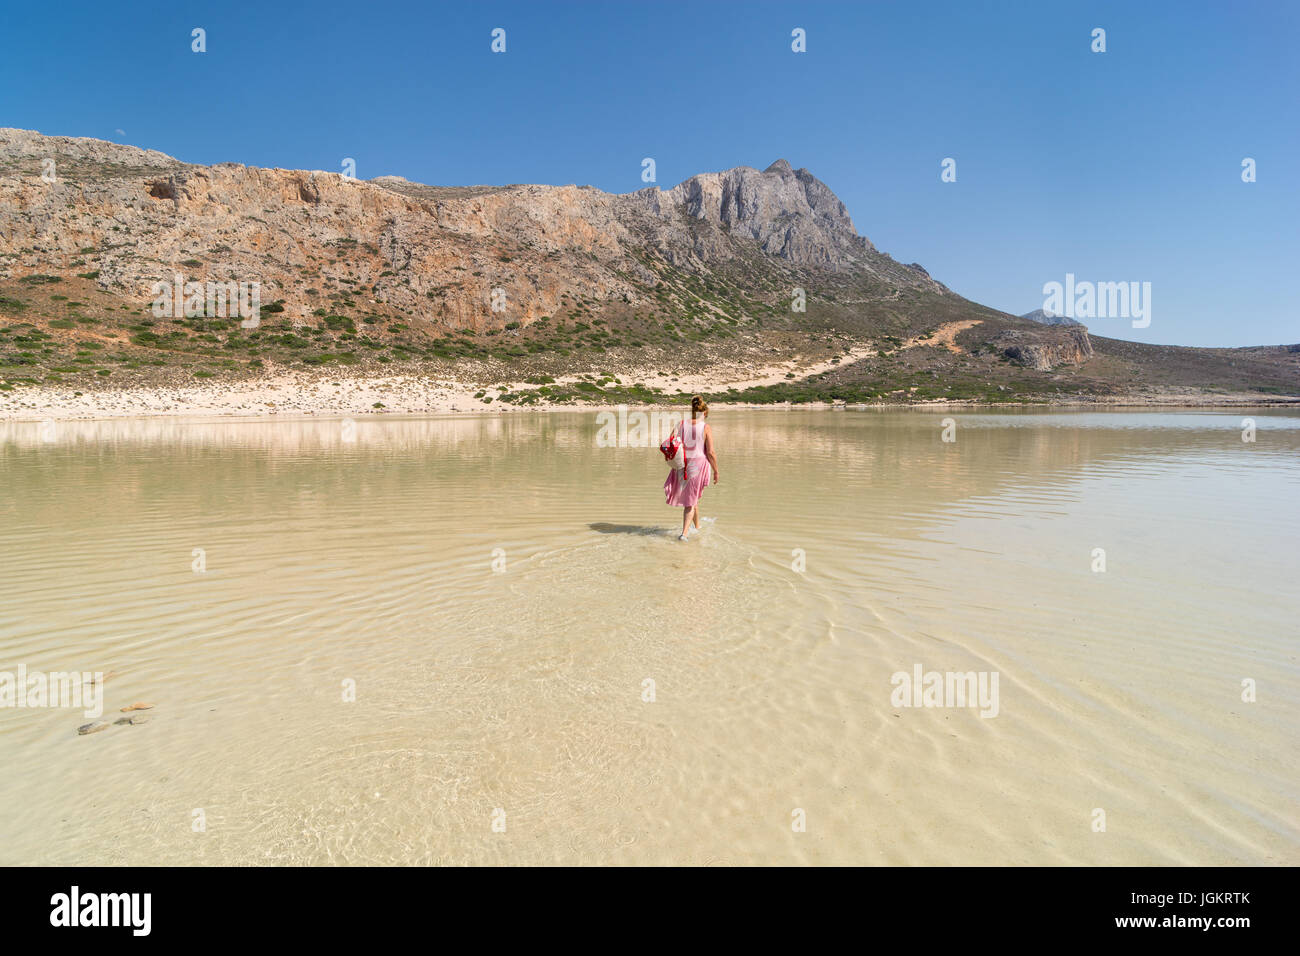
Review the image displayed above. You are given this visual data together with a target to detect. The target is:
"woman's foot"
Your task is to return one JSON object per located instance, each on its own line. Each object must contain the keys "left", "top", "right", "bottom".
{"left": 678, "top": 533, "right": 689, "bottom": 542}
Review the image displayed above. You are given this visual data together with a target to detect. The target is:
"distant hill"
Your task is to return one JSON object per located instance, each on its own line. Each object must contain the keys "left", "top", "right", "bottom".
{"left": 1022, "top": 309, "right": 1085, "bottom": 328}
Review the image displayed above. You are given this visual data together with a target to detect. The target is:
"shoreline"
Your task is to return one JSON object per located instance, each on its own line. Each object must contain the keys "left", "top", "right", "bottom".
{"left": 1, "top": 372, "right": 1296, "bottom": 423}
{"left": 4, "top": 316, "right": 1295, "bottom": 422}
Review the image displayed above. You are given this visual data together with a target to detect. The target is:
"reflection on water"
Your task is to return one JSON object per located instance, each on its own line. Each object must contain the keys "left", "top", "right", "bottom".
{"left": 0, "top": 408, "right": 1297, "bottom": 865}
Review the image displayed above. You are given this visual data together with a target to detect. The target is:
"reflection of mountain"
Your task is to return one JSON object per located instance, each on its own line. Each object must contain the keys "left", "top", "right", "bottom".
{"left": 4, "top": 411, "right": 1296, "bottom": 540}
{"left": 0, "top": 414, "right": 567, "bottom": 455}
{"left": 712, "top": 409, "right": 1299, "bottom": 536}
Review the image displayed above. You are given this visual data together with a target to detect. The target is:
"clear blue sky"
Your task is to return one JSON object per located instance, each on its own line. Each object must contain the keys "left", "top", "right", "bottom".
{"left": 3, "top": 0, "right": 1297, "bottom": 346}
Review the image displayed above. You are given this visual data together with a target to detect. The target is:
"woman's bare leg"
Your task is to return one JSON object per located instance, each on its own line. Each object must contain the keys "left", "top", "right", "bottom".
{"left": 681, "top": 506, "right": 692, "bottom": 538}
{"left": 692, "top": 506, "right": 700, "bottom": 529}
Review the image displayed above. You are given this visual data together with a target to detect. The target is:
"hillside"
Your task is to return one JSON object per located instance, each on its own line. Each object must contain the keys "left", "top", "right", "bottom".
{"left": 0, "top": 128, "right": 1295, "bottom": 412}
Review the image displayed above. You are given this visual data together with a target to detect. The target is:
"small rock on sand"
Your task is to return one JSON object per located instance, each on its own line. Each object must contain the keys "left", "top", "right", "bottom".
{"left": 120, "top": 702, "right": 154, "bottom": 712}
{"left": 78, "top": 721, "right": 109, "bottom": 735}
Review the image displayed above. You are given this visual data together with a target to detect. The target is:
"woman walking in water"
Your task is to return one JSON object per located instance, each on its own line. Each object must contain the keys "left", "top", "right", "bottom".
{"left": 664, "top": 395, "right": 719, "bottom": 541}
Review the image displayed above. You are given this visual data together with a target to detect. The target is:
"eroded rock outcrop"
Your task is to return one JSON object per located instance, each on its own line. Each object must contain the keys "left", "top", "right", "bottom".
{"left": 995, "top": 327, "right": 1094, "bottom": 370}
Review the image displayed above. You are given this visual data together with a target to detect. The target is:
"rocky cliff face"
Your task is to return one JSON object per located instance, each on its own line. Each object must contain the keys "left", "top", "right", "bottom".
{"left": 0, "top": 129, "right": 951, "bottom": 333}
{"left": 995, "top": 327, "right": 1094, "bottom": 370}
{"left": 633, "top": 159, "right": 876, "bottom": 268}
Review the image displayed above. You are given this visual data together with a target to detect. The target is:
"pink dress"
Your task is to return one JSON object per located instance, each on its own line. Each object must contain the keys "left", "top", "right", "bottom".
{"left": 664, "top": 419, "right": 712, "bottom": 508}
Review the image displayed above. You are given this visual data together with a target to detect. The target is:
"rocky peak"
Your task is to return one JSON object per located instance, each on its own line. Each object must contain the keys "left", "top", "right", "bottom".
{"left": 633, "top": 160, "right": 872, "bottom": 268}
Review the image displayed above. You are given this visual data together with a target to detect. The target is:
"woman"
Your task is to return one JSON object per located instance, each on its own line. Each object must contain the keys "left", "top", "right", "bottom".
{"left": 664, "top": 395, "right": 720, "bottom": 541}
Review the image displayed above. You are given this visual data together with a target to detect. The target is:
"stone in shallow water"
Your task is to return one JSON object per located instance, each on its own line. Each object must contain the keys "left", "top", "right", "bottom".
{"left": 77, "top": 721, "right": 108, "bottom": 735}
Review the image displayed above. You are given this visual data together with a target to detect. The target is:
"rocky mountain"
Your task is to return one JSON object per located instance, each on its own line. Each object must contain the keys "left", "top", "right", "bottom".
{"left": 1, "top": 128, "right": 1294, "bottom": 404}
{"left": 634, "top": 158, "right": 881, "bottom": 269}
{"left": 0, "top": 129, "right": 944, "bottom": 331}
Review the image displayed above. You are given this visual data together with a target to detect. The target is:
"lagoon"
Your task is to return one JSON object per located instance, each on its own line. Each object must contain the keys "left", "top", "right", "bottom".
{"left": 0, "top": 408, "right": 1296, "bottom": 865}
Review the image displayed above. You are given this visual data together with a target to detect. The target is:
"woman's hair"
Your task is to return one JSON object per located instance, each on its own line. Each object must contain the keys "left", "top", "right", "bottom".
{"left": 690, "top": 394, "right": 709, "bottom": 419}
